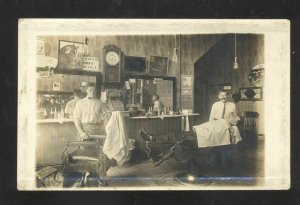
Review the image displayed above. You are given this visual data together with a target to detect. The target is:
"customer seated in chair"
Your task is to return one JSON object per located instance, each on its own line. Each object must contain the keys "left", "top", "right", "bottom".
{"left": 139, "top": 90, "right": 242, "bottom": 170}
{"left": 194, "top": 89, "right": 241, "bottom": 148}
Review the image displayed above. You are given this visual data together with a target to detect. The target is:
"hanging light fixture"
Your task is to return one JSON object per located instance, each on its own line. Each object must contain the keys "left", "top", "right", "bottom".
{"left": 233, "top": 33, "right": 238, "bottom": 70}
{"left": 172, "top": 35, "right": 178, "bottom": 63}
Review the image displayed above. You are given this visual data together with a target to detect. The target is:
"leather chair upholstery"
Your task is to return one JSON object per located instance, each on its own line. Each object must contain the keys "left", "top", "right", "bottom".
{"left": 62, "top": 135, "right": 110, "bottom": 187}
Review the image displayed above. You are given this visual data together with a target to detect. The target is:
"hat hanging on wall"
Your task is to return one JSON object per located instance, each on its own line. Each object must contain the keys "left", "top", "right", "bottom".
{"left": 248, "top": 64, "right": 264, "bottom": 87}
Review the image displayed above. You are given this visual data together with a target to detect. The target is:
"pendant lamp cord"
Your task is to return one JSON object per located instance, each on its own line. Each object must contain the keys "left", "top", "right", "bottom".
{"left": 235, "top": 33, "right": 237, "bottom": 60}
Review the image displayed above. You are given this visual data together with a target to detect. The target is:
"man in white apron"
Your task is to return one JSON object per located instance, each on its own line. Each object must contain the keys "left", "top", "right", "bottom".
{"left": 73, "top": 82, "right": 113, "bottom": 186}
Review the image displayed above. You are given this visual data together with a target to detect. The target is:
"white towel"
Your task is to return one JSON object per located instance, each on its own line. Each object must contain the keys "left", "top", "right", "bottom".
{"left": 193, "top": 119, "right": 231, "bottom": 148}
{"left": 103, "top": 111, "right": 135, "bottom": 165}
{"left": 194, "top": 119, "right": 242, "bottom": 148}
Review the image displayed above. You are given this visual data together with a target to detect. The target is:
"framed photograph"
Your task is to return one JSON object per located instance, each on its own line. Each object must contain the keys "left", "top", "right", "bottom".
{"left": 239, "top": 87, "right": 263, "bottom": 101}
{"left": 58, "top": 40, "right": 83, "bottom": 69}
{"left": 124, "top": 55, "right": 147, "bottom": 75}
{"left": 148, "top": 55, "right": 169, "bottom": 76}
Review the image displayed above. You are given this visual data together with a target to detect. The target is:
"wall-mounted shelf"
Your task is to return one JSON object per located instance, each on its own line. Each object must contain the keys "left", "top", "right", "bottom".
{"left": 125, "top": 74, "right": 176, "bottom": 81}
{"left": 36, "top": 67, "right": 102, "bottom": 76}
{"left": 37, "top": 90, "right": 74, "bottom": 95}
{"left": 36, "top": 67, "right": 53, "bottom": 72}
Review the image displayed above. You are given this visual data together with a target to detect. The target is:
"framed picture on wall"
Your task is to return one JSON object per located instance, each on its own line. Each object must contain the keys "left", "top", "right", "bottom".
{"left": 148, "top": 56, "right": 169, "bottom": 76}
{"left": 239, "top": 87, "right": 263, "bottom": 101}
{"left": 58, "top": 40, "right": 83, "bottom": 70}
{"left": 181, "top": 75, "right": 193, "bottom": 96}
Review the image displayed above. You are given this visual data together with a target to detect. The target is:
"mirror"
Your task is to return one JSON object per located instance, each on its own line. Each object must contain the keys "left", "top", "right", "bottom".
{"left": 36, "top": 92, "right": 87, "bottom": 119}
{"left": 126, "top": 76, "right": 176, "bottom": 110}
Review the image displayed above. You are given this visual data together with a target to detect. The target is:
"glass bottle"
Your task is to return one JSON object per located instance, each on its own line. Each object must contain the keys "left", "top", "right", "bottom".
{"left": 50, "top": 108, "right": 54, "bottom": 119}
{"left": 43, "top": 108, "right": 47, "bottom": 119}
{"left": 60, "top": 104, "right": 64, "bottom": 119}
{"left": 54, "top": 107, "right": 57, "bottom": 119}
{"left": 169, "top": 106, "right": 173, "bottom": 115}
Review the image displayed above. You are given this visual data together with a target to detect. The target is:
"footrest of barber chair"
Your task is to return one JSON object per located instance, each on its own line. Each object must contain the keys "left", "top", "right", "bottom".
{"left": 36, "top": 166, "right": 57, "bottom": 187}
{"left": 150, "top": 146, "right": 175, "bottom": 167}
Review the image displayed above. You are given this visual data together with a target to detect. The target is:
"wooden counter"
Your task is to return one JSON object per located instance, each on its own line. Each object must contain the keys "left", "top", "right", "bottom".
{"left": 129, "top": 113, "right": 199, "bottom": 120}
{"left": 36, "top": 114, "right": 199, "bottom": 166}
{"left": 36, "top": 119, "right": 80, "bottom": 167}
{"left": 36, "top": 119, "right": 75, "bottom": 123}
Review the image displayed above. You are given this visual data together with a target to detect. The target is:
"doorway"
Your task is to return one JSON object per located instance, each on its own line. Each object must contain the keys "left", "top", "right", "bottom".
{"left": 193, "top": 60, "right": 232, "bottom": 124}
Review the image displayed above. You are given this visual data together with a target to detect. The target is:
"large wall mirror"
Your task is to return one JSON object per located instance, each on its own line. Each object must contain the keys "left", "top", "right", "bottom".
{"left": 126, "top": 75, "right": 176, "bottom": 110}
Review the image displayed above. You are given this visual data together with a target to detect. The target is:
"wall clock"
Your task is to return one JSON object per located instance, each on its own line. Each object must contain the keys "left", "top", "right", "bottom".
{"left": 103, "top": 45, "right": 122, "bottom": 82}
{"left": 105, "top": 51, "right": 120, "bottom": 66}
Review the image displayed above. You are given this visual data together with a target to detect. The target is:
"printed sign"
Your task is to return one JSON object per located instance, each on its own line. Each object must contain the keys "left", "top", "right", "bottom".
{"left": 52, "top": 82, "right": 61, "bottom": 91}
{"left": 181, "top": 75, "right": 192, "bottom": 96}
{"left": 153, "top": 78, "right": 163, "bottom": 84}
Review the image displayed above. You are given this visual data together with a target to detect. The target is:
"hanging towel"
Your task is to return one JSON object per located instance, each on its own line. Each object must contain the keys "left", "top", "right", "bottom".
{"left": 103, "top": 111, "right": 135, "bottom": 165}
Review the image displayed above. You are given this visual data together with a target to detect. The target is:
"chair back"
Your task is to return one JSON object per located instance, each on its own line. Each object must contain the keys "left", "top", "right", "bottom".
{"left": 241, "top": 111, "right": 259, "bottom": 144}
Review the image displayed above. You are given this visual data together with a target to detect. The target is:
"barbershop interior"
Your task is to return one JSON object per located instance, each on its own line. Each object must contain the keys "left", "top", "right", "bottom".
{"left": 36, "top": 34, "right": 264, "bottom": 188}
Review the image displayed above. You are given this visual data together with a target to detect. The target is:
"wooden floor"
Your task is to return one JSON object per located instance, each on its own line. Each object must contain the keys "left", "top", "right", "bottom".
{"left": 39, "top": 137, "right": 264, "bottom": 189}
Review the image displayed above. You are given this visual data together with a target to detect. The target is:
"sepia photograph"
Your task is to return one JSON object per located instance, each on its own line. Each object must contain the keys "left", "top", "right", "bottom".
{"left": 17, "top": 19, "right": 290, "bottom": 190}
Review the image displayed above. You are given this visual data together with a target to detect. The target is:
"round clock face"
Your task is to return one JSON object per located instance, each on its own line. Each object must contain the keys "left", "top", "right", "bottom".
{"left": 105, "top": 51, "right": 120, "bottom": 66}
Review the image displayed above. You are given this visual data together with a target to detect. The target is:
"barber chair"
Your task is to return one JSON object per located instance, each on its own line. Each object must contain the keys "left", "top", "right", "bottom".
{"left": 62, "top": 135, "right": 113, "bottom": 187}
{"left": 140, "top": 129, "right": 195, "bottom": 166}
{"left": 145, "top": 141, "right": 177, "bottom": 167}
{"left": 241, "top": 111, "right": 259, "bottom": 145}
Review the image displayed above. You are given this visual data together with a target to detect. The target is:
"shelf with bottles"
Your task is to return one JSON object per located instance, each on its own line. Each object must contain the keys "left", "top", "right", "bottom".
{"left": 36, "top": 93, "right": 72, "bottom": 120}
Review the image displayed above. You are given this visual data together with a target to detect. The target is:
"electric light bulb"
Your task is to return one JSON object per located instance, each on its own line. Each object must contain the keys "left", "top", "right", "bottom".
{"left": 234, "top": 57, "right": 238, "bottom": 70}
{"left": 172, "top": 48, "right": 178, "bottom": 63}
